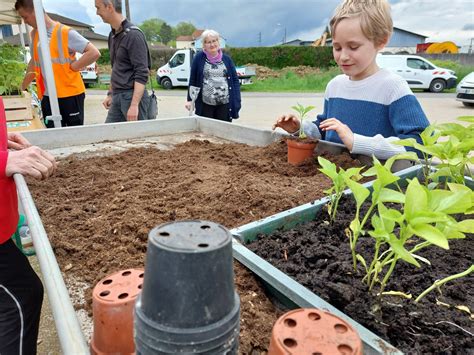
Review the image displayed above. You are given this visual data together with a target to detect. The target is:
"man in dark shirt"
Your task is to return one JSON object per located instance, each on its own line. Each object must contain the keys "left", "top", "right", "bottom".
{"left": 94, "top": 0, "right": 150, "bottom": 122}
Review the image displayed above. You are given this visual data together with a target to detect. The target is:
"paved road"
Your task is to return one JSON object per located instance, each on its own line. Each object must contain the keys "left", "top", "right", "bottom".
{"left": 84, "top": 89, "right": 472, "bottom": 129}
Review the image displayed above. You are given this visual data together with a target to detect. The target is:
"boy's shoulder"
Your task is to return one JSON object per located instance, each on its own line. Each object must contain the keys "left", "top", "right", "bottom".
{"left": 325, "top": 69, "right": 414, "bottom": 105}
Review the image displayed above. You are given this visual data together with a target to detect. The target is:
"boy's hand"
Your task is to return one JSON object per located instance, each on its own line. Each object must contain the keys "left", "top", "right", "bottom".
{"left": 272, "top": 114, "right": 300, "bottom": 133}
{"left": 319, "top": 118, "right": 354, "bottom": 151}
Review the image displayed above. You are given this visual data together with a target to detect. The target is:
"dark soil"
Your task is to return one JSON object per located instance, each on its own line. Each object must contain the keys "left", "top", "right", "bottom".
{"left": 27, "top": 139, "right": 360, "bottom": 354}
{"left": 247, "top": 196, "right": 474, "bottom": 354}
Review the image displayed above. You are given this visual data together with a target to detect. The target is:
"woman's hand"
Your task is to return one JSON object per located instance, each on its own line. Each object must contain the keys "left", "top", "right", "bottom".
{"left": 7, "top": 132, "right": 32, "bottom": 150}
{"left": 319, "top": 118, "right": 354, "bottom": 150}
{"left": 272, "top": 114, "right": 300, "bottom": 133}
{"left": 6, "top": 146, "right": 57, "bottom": 180}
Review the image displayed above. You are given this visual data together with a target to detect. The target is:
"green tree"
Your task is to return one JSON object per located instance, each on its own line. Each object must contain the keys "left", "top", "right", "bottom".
{"left": 139, "top": 18, "right": 164, "bottom": 43}
{"left": 175, "top": 22, "right": 196, "bottom": 36}
{"left": 159, "top": 22, "right": 173, "bottom": 44}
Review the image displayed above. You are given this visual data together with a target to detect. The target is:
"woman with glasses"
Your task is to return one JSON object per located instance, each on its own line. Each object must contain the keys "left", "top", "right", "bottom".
{"left": 185, "top": 29, "right": 241, "bottom": 122}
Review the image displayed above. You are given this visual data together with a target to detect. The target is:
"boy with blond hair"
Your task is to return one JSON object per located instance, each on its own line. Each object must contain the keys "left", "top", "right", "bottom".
{"left": 273, "top": 0, "right": 429, "bottom": 159}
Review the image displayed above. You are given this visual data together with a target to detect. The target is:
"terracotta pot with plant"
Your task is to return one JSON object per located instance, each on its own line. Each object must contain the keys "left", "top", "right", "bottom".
{"left": 286, "top": 103, "right": 318, "bottom": 166}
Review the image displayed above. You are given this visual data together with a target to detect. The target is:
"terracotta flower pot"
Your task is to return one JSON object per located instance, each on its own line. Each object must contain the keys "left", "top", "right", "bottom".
{"left": 268, "top": 308, "right": 363, "bottom": 355}
{"left": 286, "top": 139, "right": 317, "bottom": 166}
{"left": 90, "top": 268, "right": 144, "bottom": 355}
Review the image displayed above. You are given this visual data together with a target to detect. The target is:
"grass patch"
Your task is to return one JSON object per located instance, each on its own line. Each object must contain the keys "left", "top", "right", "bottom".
{"left": 241, "top": 67, "right": 341, "bottom": 93}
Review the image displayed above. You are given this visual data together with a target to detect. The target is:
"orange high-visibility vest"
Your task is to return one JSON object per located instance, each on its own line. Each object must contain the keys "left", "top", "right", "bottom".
{"left": 32, "top": 23, "right": 85, "bottom": 99}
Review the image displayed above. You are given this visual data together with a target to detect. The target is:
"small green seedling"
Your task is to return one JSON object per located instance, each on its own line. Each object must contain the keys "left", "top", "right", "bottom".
{"left": 291, "top": 103, "right": 316, "bottom": 139}
{"left": 317, "top": 156, "right": 364, "bottom": 222}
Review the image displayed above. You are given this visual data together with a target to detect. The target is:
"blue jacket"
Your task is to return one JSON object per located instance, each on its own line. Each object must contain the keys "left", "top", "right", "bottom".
{"left": 187, "top": 51, "right": 241, "bottom": 119}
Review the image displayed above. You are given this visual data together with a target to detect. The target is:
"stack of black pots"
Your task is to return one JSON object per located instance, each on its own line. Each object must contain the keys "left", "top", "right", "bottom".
{"left": 135, "top": 220, "right": 240, "bottom": 354}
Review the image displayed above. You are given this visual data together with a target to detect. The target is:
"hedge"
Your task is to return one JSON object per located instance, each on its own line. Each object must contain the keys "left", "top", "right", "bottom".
{"left": 226, "top": 46, "right": 335, "bottom": 69}
{"left": 97, "top": 46, "right": 336, "bottom": 70}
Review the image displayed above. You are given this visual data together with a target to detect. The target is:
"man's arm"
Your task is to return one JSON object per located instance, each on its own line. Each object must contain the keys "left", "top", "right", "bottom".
{"left": 21, "top": 59, "right": 36, "bottom": 91}
{"left": 127, "top": 82, "right": 146, "bottom": 121}
{"left": 70, "top": 42, "right": 101, "bottom": 72}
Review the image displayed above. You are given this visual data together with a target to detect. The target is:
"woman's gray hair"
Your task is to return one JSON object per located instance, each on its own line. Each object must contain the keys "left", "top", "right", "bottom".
{"left": 201, "top": 29, "right": 220, "bottom": 43}
{"left": 102, "top": 0, "right": 122, "bottom": 13}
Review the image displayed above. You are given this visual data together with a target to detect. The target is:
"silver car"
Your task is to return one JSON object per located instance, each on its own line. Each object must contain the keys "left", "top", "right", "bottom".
{"left": 456, "top": 72, "right": 474, "bottom": 107}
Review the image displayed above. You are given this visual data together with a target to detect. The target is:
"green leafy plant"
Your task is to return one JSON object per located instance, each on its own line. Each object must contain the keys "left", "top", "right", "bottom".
{"left": 0, "top": 43, "right": 27, "bottom": 96}
{"left": 344, "top": 153, "right": 417, "bottom": 271}
{"left": 291, "top": 103, "right": 315, "bottom": 139}
{"left": 349, "top": 174, "right": 474, "bottom": 297}
{"left": 317, "top": 156, "right": 364, "bottom": 222}
{"left": 396, "top": 117, "right": 474, "bottom": 186}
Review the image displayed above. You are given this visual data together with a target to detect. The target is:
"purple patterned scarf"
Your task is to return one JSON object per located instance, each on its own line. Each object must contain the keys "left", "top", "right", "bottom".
{"left": 204, "top": 49, "right": 223, "bottom": 64}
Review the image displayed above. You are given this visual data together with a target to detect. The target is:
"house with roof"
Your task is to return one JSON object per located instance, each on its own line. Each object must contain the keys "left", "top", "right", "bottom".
{"left": 175, "top": 29, "right": 226, "bottom": 49}
{"left": 382, "top": 27, "right": 428, "bottom": 54}
{"left": 278, "top": 27, "right": 428, "bottom": 54}
{"left": 0, "top": 12, "right": 108, "bottom": 49}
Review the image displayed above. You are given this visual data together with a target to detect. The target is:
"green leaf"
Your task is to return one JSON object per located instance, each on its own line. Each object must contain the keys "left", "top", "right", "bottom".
{"left": 409, "top": 211, "right": 450, "bottom": 226}
{"left": 388, "top": 234, "right": 420, "bottom": 267}
{"left": 405, "top": 178, "right": 427, "bottom": 221}
{"left": 379, "top": 207, "right": 404, "bottom": 224}
{"left": 379, "top": 188, "right": 405, "bottom": 204}
{"left": 409, "top": 224, "right": 449, "bottom": 249}
{"left": 456, "top": 219, "right": 474, "bottom": 233}
{"left": 429, "top": 189, "right": 471, "bottom": 214}
{"left": 345, "top": 179, "right": 370, "bottom": 209}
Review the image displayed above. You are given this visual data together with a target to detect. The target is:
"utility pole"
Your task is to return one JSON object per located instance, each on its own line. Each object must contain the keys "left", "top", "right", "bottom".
{"left": 258, "top": 32, "right": 262, "bottom": 47}
{"left": 124, "top": 0, "right": 131, "bottom": 21}
{"left": 283, "top": 27, "right": 287, "bottom": 44}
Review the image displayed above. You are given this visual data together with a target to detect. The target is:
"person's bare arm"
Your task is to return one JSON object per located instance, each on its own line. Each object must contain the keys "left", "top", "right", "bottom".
{"left": 127, "top": 82, "right": 146, "bottom": 121}
{"left": 21, "top": 59, "right": 36, "bottom": 91}
{"left": 70, "top": 43, "right": 101, "bottom": 72}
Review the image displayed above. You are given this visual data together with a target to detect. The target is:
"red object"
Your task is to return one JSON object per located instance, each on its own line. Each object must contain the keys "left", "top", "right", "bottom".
{"left": 268, "top": 308, "right": 363, "bottom": 355}
{"left": 0, "top": 96, "right": 19, "bottom": 244}
{"left": 91, "top": 268, "right": 144, "bottom": 355}
{"left": 416, "top": 43, "right": 432, "bottom": 53}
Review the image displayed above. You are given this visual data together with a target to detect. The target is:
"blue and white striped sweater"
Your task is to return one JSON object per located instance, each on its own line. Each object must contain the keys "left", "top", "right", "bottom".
{"left": 304, "top": 69, "right": 429, "bottom": 159}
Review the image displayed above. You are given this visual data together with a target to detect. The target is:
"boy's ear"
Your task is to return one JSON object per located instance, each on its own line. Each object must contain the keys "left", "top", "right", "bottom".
{"left": 376, "top": 36, "right": 390, "bottom": 50}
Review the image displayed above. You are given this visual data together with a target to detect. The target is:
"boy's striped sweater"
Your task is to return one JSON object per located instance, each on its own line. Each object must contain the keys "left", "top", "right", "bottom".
{"left": 303, "top": 69, "right": 429, "bottom": 159}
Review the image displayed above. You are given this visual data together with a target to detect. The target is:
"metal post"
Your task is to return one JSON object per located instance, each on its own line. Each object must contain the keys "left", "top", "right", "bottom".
{"left": 31, "top": 0, "right": 62, "bottom": 128}
{"left": 14, "top": 174, "right": 89, "bottom": 354}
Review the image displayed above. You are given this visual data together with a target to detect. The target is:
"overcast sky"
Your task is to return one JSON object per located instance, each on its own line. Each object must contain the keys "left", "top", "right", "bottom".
{"left": 42, "top": 0, "right": 474, "bottom": 51}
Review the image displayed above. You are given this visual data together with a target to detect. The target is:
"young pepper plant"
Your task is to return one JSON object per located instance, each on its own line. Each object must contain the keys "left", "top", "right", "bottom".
{"left": 364, "top": 179, "right": 473, "bottom": 296}
{"left": 396, "top": 117, "right": 474, "bottom": 186}
{"left": 291, "top": 103, "right": 315, "bottom": 139}
{"left": 317, "top": 156, "right": 364, "bottom": 222}
{"left": 344, "top": 153, "right": 417, "bottom": 271}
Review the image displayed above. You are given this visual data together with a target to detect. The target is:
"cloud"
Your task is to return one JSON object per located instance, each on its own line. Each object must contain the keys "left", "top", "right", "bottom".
{"left": 41, "top": 0, "right": 474, "bottom": 48}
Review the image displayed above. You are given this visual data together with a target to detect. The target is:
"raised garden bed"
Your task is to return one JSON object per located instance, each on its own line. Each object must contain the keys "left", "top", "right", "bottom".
{"left": 234, "top": 166, "right": 473, "bottom": 354}
{"left": 26, "top": 122, "right": 363, "bottom": 353}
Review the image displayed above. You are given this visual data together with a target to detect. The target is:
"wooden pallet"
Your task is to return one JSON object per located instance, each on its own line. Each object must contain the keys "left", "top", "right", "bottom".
{"left": 3, "top": 92, "right": 34, "bottom": 122}
{"left": 3, "top": 91, "right": 45, "bottom": 131}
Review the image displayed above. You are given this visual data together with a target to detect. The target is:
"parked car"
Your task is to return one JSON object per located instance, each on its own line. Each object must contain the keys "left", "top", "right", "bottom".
{"left": 376, "top": 54, "right": 457, "bottom": 93}
{"left": 456, "top": 72, "right": 474, "bottom": 107}
{"left": 156, "top": 48, "right": 255, "bottom": 89}
{"left": 75, "top": 52, "right": 98, "bottom": 87}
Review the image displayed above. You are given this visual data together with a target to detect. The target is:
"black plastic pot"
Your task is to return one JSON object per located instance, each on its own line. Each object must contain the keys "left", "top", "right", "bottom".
{"left": 135, "top": 220, "right": 240, "bottom": 354}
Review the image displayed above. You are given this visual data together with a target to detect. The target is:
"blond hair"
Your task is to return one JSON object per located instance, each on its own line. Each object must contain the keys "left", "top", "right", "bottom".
{"left": 330, "top": 0, "right": 393, "bottom": 46}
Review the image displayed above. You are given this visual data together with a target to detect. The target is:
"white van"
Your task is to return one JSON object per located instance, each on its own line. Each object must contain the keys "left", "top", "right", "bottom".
{"left": 376, "top": 54, "right": 457, "bottom": 93}
{"left": 156, "top": 48, "right": 255, "bottom": 89}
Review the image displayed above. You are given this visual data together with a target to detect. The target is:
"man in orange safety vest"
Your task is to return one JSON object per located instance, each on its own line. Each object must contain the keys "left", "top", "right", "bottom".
{"left": 16, "top": 0, "right": 100, "bottom": 128}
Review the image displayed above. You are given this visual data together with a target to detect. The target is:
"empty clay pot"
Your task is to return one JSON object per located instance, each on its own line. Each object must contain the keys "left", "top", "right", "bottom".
{"left": 268, "top": 308, "right": 363, "bottom": 355}
{"left": 286, "top": 139, "right": 317, "bottom": 166}
{"left": 134, "top": 220, "right": 240, "bottom": 354}
{"left": 90, "top": 268, "right": 144, "bottom": 355}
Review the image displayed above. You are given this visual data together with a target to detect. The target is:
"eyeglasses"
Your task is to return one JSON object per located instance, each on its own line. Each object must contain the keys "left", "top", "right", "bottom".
{"left": 204, "top": 39, "right": 219, "bottom": 45}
